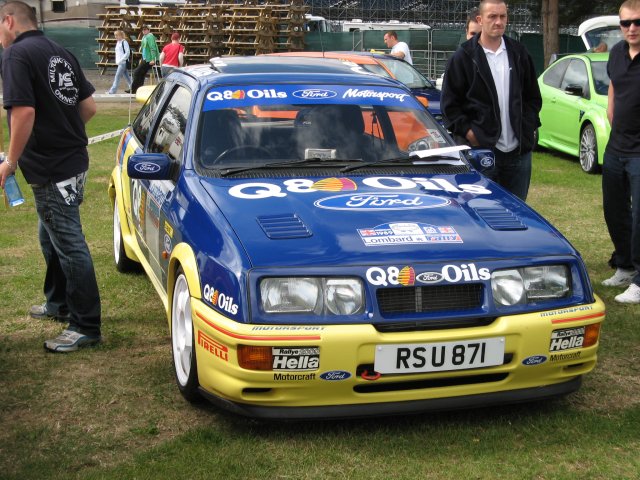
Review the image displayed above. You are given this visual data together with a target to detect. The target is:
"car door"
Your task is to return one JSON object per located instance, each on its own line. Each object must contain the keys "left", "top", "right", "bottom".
{"left": 539, "top": 58, "right": 569, "bottom": 146}
{"left": 130, "top": 83, "right": 192, "bottom": 287}
{"left": 553, "top": 58, "right": 591, "bottom": 151}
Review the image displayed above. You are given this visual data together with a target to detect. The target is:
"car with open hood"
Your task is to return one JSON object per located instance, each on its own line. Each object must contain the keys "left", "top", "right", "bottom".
{"left": 109, "top": 56, "right": 604, "bottom": 419}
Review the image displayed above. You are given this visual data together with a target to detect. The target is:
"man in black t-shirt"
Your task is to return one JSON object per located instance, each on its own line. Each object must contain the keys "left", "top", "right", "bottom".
{"left": 0, "top": 1, "right": 102, "bottom": 351}
{"left": 601, "top": 0, "right": 640, "bottom": 304}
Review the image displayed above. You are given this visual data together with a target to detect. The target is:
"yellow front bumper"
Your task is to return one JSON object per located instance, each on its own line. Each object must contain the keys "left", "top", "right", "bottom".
{"left": 191, "top": 296, "right": 605, "bottom": 418}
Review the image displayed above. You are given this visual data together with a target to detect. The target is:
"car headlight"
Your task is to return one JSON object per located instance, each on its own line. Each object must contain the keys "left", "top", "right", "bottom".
{"left": 491, "top": 265, "right": 570, "bottom": 307}
{"left": 260, "top": 277, "right": 364, "bottom": 315}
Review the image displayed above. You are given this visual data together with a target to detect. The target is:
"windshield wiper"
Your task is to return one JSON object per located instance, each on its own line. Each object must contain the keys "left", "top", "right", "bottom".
{"left": 219, "top": 157, "right": 359, "bottom": 177}
{"left": 340, "top": 155, "right": 462, "bottom": 173}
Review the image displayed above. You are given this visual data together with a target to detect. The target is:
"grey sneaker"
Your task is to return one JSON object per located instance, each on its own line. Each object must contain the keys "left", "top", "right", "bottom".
{"left": 602, "top": 268, "right": 636, "bottom": 287}
{"left": 29, "top": 303, "right": 70, "bottom": 322}
{"left": 44, "top": 329, "right": 102, "bottom": 353}
{"left": 614, "top": 284, "right": 640, "bottom": 304}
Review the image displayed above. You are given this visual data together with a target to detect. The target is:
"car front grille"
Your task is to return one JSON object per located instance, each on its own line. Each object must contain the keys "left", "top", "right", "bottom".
{"left": 376, "top": 284, "right": 484, "bottom": 315}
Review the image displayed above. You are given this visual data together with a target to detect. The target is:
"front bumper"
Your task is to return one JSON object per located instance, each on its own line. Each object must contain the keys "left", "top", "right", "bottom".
{"left": 191, "top": 296, "right": 605, "bottom": 418}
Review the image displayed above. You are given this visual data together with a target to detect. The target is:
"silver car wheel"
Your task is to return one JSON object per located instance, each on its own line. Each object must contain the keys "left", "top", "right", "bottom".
{"left": 579, "top": 124, "right": 600, "bottom": 174}
{"left": 172, "top": 273, "right": 194, "bottom": 388}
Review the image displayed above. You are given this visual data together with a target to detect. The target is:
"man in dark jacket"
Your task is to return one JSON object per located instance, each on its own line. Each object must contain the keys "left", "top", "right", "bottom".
{"left": 441, "top": 0, "right": 541, "bottom": 201}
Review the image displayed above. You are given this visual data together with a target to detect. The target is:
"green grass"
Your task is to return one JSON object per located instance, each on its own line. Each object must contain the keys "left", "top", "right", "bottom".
{"left": 1, "top": 108, "right": 638, "bottom": 479}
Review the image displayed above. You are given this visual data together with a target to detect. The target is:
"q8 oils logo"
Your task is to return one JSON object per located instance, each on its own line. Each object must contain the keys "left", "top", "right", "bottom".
{"left": 311, "top": 178, "right": 357, "bottom": 192}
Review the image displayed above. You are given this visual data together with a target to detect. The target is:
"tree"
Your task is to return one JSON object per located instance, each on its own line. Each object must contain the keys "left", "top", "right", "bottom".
{"left": 541, "top": 0, "right": 559, "bottom": 67}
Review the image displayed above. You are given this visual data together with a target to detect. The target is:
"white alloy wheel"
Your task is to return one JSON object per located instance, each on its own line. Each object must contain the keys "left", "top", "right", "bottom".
{"left": 579, "top": 124, "right": 600, "bottom": 174}
{"left": 113, "top": 202, "right": 138, "bottom": 272}
{"left": 171, "top": 270, "right": 200, "bottom": 400}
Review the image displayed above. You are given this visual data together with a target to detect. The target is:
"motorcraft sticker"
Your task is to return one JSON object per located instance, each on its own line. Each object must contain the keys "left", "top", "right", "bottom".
{"left": 203, "top": 84, "right": 422, "bottom": 111}
{"left": 358, "top": 222, "right": 462, "bottom": 246}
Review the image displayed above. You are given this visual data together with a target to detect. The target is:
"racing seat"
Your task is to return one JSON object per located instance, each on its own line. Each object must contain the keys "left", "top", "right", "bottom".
{"left": 199, "top": 109, "right": 244, "bottom": 166}
{"left": 294, "top": 104, "right": 365, "bottom": 160}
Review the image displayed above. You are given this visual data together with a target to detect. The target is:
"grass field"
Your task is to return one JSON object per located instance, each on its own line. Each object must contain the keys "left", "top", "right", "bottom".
{"left": 0, "top": 104, "right": 638, "bottom": 479}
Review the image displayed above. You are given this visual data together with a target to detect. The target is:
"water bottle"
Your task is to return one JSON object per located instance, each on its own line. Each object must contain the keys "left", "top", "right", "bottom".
{"left": 2, "top": 152, "right": 25, "bottom": 208}
{"left": 4, "top": 175, "right": 25, "bottom": 207}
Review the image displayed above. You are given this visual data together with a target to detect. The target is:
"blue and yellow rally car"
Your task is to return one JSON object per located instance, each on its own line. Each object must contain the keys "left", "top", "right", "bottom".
{"left": 108, "top": 56, "right": 604, "bottom": 419}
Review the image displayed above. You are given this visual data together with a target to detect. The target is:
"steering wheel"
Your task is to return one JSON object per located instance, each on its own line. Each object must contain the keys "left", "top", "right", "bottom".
{"left": 213, "top": 145, "right": 272, "bottom": 164}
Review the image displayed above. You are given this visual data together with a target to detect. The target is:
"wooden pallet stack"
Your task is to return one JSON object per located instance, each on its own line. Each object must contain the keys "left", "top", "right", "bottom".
{"left": 95, "top": 1, "right": 308, "bottom": 72}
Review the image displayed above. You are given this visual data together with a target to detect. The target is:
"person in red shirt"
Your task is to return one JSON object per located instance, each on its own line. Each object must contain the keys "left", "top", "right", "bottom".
{"left": 159, "top": 32, "right": 185, "bottom": 77}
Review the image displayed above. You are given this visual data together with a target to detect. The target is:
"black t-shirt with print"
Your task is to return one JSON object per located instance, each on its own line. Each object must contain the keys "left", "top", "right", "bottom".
{"left": 1, "top": 30, "right": 95, "bottom": 184}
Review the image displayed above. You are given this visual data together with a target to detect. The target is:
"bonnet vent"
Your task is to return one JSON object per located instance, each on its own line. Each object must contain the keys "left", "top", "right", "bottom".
{"left": 474, "top": 207, "right": 527, "bottom": 231}
{"left": 257, "top": 214, "right": 312, "bottom": 239}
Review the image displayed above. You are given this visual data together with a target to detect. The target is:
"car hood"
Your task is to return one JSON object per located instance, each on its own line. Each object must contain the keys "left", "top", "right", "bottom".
{"left": 200, "top": 173, "right": 573, "bottom": 268}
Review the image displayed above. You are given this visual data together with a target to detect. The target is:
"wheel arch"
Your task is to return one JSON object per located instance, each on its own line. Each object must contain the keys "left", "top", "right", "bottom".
{"left": 110, "top": 168, "right": 141, "bottom": 265}
{"left": 167, "top": 243, "right": 201, "bottom": 328}
{"left": 580, "top": 109, "right": 609, "bottom": 168}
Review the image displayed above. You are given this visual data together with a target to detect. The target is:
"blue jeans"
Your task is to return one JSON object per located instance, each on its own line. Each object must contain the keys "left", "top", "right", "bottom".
{"left": 602, "top": 152, "right": 640, "bottom": 285}
{"left": 485, "top": 148, "right": 532, "bottom": 202}
{"left": 31, "top": 172, "right": 101, "bottom": 336}
{"left": 108, "top": 62, "right": 132, "bottom": 94}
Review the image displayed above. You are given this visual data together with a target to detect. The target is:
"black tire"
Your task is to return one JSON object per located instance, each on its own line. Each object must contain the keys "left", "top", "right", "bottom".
{"left": 113, "top": 201, "right": 140, "bottom": 273}
{"left": 579, "top": 124, "right": 601, "bottom": 174}
{"left": 171, "top": 268, "right": 201, "bottom": 402}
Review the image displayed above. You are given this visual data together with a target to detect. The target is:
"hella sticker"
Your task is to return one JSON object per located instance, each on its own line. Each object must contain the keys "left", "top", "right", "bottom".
{"left": 320, "top": 370, "right": 352, "bottom": 381}
{"left": 292, "top": 89, "right": 337, "bottom": 99}
{"left": 315, "top": 193, "right": 449, "bottom": 211}
{"left": 522, "top": 355, "right": 547, "bottom": 366}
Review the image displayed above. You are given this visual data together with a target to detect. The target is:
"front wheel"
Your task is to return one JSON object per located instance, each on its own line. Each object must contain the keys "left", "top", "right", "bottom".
{"left": 113, "top": 201, "right": 139, "bottom": 272}
{"left": 171, "top": 268, "right": 201, "bottom": 402}
{"left": 579, "top": 124, "right": 601, "bottom": 174}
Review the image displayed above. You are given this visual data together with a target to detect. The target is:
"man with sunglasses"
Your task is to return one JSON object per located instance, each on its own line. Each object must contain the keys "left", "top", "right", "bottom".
{"left": 602, "top": 0, "right": 640, "bottom": 303}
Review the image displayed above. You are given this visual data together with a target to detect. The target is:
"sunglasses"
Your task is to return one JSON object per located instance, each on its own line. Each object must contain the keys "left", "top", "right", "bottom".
{"left": 620, "top": 18, "right": 640, "bottom": 28}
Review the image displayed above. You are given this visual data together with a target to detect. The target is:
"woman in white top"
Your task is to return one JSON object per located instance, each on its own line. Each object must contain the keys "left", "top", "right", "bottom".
{"left": 107, "top": 30, "right": 132, "bottom": 94}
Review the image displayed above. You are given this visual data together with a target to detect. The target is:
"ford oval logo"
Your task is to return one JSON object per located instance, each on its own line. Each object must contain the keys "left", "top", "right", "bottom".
{"left": 320, "top": 370, "right": 351, "bottom": 381}
{"left": 416, "top": 272, "right": 443, "bottom": 284}
{"left": 314, "top": 193, "right": 449, "bottom": 211}
{"left": 480, "top": 156, "right": 494, "bottom": 168}
{"left": 134, "top": 162, "right": 161, "bottom": 173}
{"left": 522, "top": 355, "right": 547, "bottom": 366}
{"left": 292, "top": 89, "right": 337, "bottom": 99}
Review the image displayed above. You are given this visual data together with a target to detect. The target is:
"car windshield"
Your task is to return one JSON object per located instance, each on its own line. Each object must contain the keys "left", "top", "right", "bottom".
{"left": 590, "top": 60, "right": 610, "bottom": 96}
{"left": 197, "top": 84, "right": 450, "bottom": 170}
{"left": 375, "top": 57, "right": 435, "bottom": 89}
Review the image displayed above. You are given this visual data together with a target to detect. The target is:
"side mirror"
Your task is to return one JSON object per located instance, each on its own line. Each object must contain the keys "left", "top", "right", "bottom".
{"left": 127, "top": 153, "right": 172, "bottom": 180}
{"left": 564, "top": 84, "right": 584, "bottom": 97}
{"left": 465, "top": 149, "right": 495, "bottom": 173}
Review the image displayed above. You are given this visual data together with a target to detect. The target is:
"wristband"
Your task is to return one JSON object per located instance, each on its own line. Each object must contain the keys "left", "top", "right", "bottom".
{"left": 5, "top": 156, "right": 16, "bottom": 170}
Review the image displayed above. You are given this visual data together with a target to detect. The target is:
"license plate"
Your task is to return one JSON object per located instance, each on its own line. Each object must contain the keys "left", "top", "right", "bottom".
{"left": 374, "top": 337, "right": 505, "bottom": 374}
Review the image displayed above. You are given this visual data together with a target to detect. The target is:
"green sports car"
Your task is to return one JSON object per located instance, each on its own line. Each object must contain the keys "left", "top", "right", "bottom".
{"left": 537, "top": 52, "right": 610, "bottom": 173}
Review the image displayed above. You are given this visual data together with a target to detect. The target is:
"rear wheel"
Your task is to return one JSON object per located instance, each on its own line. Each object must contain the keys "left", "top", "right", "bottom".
{"left": 579, "top": 124, "right": 600, "bottom": 174}
{"left": 113, "top": 201, "right": 139, "bottom": 272}
{"left": 171, "top": 268, "right": 201, "bottom": 401}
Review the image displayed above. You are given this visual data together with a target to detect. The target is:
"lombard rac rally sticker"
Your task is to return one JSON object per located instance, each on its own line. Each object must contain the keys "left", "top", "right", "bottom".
{"left": 358, "top": 222, "right": 462, "bottom": 246}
